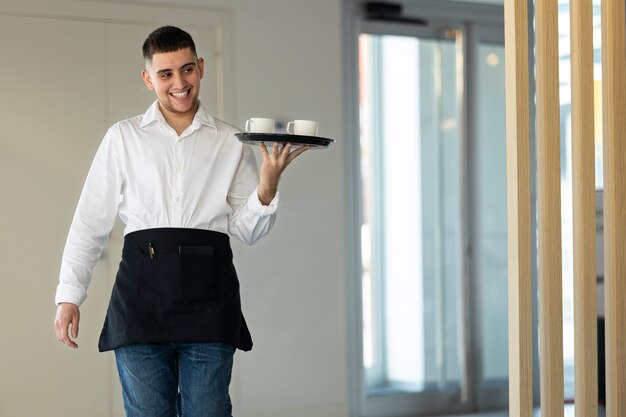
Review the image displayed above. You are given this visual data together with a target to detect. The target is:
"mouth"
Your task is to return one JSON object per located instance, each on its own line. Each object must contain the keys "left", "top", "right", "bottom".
{"left": 170, "top": 88, "right": 191, "bottom": 99}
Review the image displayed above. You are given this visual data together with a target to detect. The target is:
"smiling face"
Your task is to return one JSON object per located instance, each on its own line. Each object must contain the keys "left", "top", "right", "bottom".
{"left": 141, "top": 47, "right": 205, "bottom": 124}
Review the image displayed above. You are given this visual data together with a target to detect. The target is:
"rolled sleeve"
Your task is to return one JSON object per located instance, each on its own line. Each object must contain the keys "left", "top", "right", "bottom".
{"left": 247, "top": 188, "right": 279, "bottom": 215}
{"left": 228, "top": 187, "right": 279, "bottom": 245}
{"left": 55, "top": 283, "right": 87, "bottom": 306}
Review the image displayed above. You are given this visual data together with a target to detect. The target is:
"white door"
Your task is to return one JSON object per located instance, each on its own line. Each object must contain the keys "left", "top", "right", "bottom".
{"left": 0, "top": 4, "right": 229, "bottom": 416}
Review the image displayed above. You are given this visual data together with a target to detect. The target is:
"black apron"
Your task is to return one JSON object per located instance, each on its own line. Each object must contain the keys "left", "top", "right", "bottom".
{"left": 98, "top": 228, "right": 252, "bottom": 352}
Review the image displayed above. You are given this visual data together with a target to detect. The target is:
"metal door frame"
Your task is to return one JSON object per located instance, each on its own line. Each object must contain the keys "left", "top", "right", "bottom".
{"left": 342, "top": 1, "right": 522, "bottom": 415}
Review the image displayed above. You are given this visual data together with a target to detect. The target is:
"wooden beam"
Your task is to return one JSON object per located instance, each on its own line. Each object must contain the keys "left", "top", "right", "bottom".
{"left": 535, "top": 0, "right": 564, "bottom": 414}
{"left": 601, "top": 0, "right": 626, "bottom": 414}
{"left": 504, "top": 0, "right": 532, "bottom": 414}
{"left": 570, "top": 0, "right": 598, "bottom": 413}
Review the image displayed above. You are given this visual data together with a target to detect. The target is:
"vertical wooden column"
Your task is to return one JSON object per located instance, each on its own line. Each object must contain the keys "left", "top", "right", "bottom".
{"left": 601, "top": 0, "right": 626, "bottom": 414}
{"left": 535, "top": 0, "right": 564, "bottom": 414}
{"left": 570, "top": 0, "right": 598, "bottom": 414}
{"left": 504, "top": 0, "right": 532, "bottom": 415}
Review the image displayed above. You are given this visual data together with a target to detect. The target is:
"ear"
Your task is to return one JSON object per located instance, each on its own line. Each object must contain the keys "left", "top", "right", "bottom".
{"left": 141, "top": 69, "right": 154, "bottom": 91}
{"left": 197, "top": 57, "right": 205, "bottom": 80}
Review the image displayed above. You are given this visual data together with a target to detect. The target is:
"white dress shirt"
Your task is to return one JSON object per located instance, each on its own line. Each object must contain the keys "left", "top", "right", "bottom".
{"left": 56, "top": 101, "right": 278, "bottom": 306}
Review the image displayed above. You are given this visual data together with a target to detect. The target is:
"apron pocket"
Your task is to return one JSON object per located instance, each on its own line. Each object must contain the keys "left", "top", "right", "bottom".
{"left": 138, "top": 253, "right": 218, "bottom": 305}
{"left": 179, "top": 253, "right": 218, "bottom": 302}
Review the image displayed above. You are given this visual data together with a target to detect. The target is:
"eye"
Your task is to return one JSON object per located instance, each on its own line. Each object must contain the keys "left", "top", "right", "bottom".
{"left": 159, "top": 72, "right": 172, "bottom": 79}
{"left": 183, "top": 66, "right": 195, "bottom": 74}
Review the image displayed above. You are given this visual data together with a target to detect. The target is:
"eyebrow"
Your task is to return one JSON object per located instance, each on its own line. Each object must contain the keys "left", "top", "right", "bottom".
{"left": 155, "top": 62, "right": 196, "bottom": 75}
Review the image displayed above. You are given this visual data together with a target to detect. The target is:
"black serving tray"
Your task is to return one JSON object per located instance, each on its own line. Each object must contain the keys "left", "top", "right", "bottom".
{"left": 235, "top": 133, "right": 335, "bottom": 149}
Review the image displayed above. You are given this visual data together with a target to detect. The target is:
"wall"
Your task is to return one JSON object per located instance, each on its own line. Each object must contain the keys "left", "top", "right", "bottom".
{"left": 0, "top": 0, "right": 348, "bottom": 416}
{"left": 220, "top": 1, "right": 349, "bottom": 416}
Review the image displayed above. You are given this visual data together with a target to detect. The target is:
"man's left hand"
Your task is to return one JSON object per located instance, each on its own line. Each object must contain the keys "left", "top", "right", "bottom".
{"left": 257, "top": 142, "right": 309, "bottom": 205}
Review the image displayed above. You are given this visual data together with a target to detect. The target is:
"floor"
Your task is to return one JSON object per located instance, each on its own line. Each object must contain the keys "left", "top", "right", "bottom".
{"left": 435, "top": 404, "right": 606, "bottom": 417}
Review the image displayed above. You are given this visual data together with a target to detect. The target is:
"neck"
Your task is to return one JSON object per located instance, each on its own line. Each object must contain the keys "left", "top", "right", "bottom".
{"left": 159, "top": 101, "right": 199, "bottom": 136}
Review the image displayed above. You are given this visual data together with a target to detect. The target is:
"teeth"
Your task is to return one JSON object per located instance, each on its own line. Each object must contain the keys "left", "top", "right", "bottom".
{"left": 171, "top": 90, "right": 189, "bottom": 98}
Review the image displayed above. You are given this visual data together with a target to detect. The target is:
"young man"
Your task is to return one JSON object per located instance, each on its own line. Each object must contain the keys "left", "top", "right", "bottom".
{"left": 53, "top": 26, "right": 308, "bottom": 417}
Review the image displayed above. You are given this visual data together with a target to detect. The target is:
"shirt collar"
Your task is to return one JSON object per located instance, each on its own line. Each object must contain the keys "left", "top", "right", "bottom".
{"left": 140, "top": 100, "right": 218, "bottom": 132}
{"left": 193, "top": 102, "right": 218, "bottom": 131}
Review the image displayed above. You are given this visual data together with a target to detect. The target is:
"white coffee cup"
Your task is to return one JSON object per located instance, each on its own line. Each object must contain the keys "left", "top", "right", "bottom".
{"left": 245, "top": 118, "right": 275, "bottom": 133}
{"left": 286, "top": 119, "right": 319, "bottom": 136}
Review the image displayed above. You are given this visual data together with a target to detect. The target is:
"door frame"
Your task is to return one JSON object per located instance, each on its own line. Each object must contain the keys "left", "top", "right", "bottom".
{"left": 0, "top": 0, "right": 233, "bottom": 120}
{"left": 0, "top": 3, "right": 233, "bottom": 416}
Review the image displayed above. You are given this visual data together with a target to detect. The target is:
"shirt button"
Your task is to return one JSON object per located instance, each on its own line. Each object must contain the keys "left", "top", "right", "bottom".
{"left": 175, "top": 197, "right": 181, "bottom": 202}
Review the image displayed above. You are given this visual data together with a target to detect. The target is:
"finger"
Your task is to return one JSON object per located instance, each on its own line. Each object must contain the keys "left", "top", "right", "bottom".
{"left": 286, "top": 145, "right": 310, "bottom": 163}
{"left": 57, "top": 317, "right": 76, "bottom": 348}
{"left": 272, "top": 142, "right": 280, "bottom": 156}
{"left": 71, "top": 314, "right": 80, "bottom": 339}
{"left": 64, "top": 334, "right": 78, "bottom": 349}
{"left": 63, "top": 323, "right": 78, "bottom": 349}
{"left": 54, "top": 312, "right": 66, "bottom": 342}
{"left": 58, "top": 322, "right": 66, "bottom": 343}
{"left": 258, "top": 142, "right": 269, "bottom": 158}
{"left": 54, "top": 319, "right": 62, "bottom": 341}
{"left": 281, "top": 143, "right": 293, "bottom": 157}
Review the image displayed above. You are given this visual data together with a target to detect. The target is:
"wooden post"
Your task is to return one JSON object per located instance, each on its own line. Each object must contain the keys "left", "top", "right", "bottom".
{"left": 535, "top": 0, "right": 564, "bottom": 414}
{"left": 601, "top": 0, "right": 626, "bottom": 414}
{"left": 570, "top": 0, "right": 598, "bottom": 413}
{"left": 504, "top": 0, "right": 532, "bottom": 414}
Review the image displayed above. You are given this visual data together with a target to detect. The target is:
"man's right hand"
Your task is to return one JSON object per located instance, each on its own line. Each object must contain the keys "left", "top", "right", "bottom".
{"left": 54, "top": 302, "right": 80, "bottom": 349}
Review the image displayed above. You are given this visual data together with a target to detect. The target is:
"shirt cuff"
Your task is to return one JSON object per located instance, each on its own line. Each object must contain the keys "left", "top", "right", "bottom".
{"left": 247, "top": 187, "right": 279, "bottom": 215}
{"left": 55, "top": 284, "right": 87, "bottom": 307}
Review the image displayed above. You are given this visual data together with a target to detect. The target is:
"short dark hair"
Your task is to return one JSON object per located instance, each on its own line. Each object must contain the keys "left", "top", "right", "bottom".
{"left": 142, "top": 26, "right": 197, "bottom": 62}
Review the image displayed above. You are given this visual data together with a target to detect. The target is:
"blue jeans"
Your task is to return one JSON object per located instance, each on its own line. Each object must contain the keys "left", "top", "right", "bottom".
{"left": 115, "top": 342, "right": 235, "bottom": 417}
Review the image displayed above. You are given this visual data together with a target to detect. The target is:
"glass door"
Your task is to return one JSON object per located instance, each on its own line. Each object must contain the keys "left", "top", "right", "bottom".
{"left": 355, "top": 15, "right": 508, "bottom": 417}
{"left": 472, "top": 26, "right": 509, "bottom": 409}
{"left": 359, "top": 27, "right": 469, "bottom": 416}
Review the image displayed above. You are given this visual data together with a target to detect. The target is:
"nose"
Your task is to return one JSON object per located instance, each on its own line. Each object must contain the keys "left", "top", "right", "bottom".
{"left": 171, "top": 71, "right": 186, "bottom": 89}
